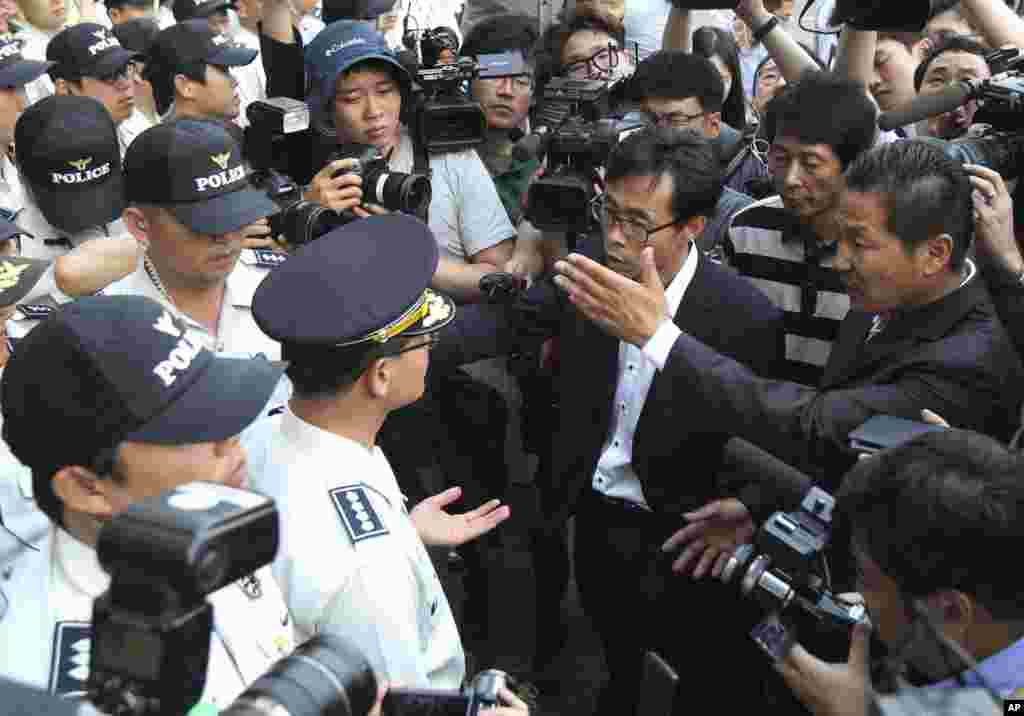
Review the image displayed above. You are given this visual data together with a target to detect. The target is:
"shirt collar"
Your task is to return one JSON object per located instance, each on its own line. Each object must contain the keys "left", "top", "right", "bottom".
{"left": 929, "top": 634, "right": 1024, "bottom": 695}
{"left": 662, "top": 241, "right": 698, "bottom": 317}
{"left": 53, "top": 526, "right": 110, "bottom": 599}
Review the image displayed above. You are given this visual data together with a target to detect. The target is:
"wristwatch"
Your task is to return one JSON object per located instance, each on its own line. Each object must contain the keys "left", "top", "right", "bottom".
{"left": 752, "top": 15, "right": 780, "bottom": 44}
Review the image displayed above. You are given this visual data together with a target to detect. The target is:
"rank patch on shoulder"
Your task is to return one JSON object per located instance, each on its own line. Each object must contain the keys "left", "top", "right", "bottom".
{"left": 49, "top": 621, "right": 91, "bottom": 699}
{"left": 242, "top": 249, "right": 288, "bottom": 269}
{"left": 329, "top": 485, "right": 389, "bottom": 544}
{"left": 18, "top": 303, "right": 55, "bottom": 320}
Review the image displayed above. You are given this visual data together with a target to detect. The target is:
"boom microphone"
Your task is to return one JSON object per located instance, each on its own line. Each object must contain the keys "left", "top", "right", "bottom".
{"left": 878, "top": 79, "right": 978, "bottom": 131}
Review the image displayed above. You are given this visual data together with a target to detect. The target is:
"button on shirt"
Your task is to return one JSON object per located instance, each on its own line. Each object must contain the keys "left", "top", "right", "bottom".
{"left": 250, "top": 407, "right": 465, "bottom": 689}
{"left": 592, "top": 245, "right": 699, "bottom": 508}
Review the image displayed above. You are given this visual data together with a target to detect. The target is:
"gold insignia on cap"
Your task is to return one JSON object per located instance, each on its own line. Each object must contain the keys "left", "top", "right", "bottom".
{"left": 68, "top": 157, "right": 92, "bottom": 172}
{"left": 210, "top": 152, "right": 232, "bottom": 170}
{"left": 421, "top": 290, "right": 453, "bottom": 328}
{"left": 0, "top": 260, "right": 30, "bottom": 290}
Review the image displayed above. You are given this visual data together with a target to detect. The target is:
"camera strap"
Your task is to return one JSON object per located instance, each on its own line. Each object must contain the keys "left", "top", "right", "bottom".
{"left": 410, "top": 123, "right": 431, "bottom": 224}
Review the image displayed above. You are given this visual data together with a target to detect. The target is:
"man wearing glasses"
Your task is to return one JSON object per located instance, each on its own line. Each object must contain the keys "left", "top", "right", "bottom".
{"left": 46, "top": 23, "right": 152, "bottom": 154}
{"left": 432, "top": 127, "right": 783, "bottom": 715}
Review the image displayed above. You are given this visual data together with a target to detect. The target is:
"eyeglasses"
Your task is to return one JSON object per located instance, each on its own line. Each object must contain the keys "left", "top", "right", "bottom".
{"left": 598, "top": 198, "right": 677, "bottom": 246}
{"left": 563, "top": 44, "right": 620, "bottom": 80}
{"left": 382, "top": 333, "right": 438, "bottom": 358}
{"left": 96, "top": 63, "right": 139, "bottom": 84}
{"left": 479, "top": 74, "right": 534, "bottom": 92}
{"left": 645, "top": 109, "right": 706, "bottom": 129}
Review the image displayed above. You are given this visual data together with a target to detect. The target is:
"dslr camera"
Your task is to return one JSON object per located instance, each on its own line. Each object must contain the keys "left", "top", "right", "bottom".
{"left": 382, "top": 670, "right": 508, "bottom": 716}
{"left": 87, "top": 481, "right": 382, "bottom": 716}
{"left": 717, "top": 487, "right": 867, "bottom": 660}
{"left": 515, "top": 78, "right": 646, "bottom": 234}
{"left": 328, "top": 143, "right": 432, "bottom": 216}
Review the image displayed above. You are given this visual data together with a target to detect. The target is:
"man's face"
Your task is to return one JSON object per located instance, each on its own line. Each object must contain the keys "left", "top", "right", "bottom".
{"left": 108, "top": 4, "right": 151, "bottom": 24}
{"left": 0, "top": 86, "right": 26, "bottom": 147}
{"left": 472, "top": 69, "right": 532, "bottom": 131}
{"left": 602, "top": 174, "right": 685, "bottom": 283}
{"left": 143, "top": 206, "right": 245, "bottom": 289}
{"left": 561, "top": 29, "right": 623, "bottom": 81}
{"left": 333, "top": 65, "right": 403, "bottom": 156}
{"left": 102, "top": 436, "right": 248, "bottom": 515}
{"left": 191, "top": 63, "right": 240, "bottom": 120}
{"left": 75, "top": 65, "right": 137, "bottom": 125}
{"left": 206, "top": 9, "right": 231, "bottom": 36}
{"left": 834, "top": 190, "right": 941, "bottom": 313}
{"left": 18, "top": 0, "right": 65, "bottom": 31}
{"left": 918, "top": 50, "right": 990, "bottom": 139}
{"left": 767, "top": 133, "right": 844, "bottom": 221}
{"left": 753, "top": 59, "right": 784, "bottom": 116}
{"left": 641, "top": 96, "right": 717, "bottom": 139}
{"left": 870, "top": 38, "right": 921, "bottom": 113}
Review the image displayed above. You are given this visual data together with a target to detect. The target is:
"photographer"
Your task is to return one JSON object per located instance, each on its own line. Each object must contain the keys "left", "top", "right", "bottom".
{"left": 302, "top": 21, "right": 517, "bottom": 303}
{"left": 0, "top": 294, "right": 295, "bottom": 706}
{"left": 250, "top": 214, "right": 509, "bottom": 688}
{"left": 911, "top": 35, "right": 991, "bottom": 140}
{"left": 434, "top": 126, "right": 784, "bottom": 715}
{"left": 776, "top": 429, "right": 1024, "bottom": 714}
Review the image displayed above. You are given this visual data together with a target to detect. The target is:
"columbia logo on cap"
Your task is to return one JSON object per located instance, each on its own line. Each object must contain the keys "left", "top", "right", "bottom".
{"left": 88, "top": 29, "right": 120, "bottom": 56}
{"left": 194, "top": 152, "right": 245, "bottom": 192}
{"left": 325, "top": 37, "right": 367, "bottom": 57}
{"left": 52, "top": 157, "right": 112, "bottom": 185}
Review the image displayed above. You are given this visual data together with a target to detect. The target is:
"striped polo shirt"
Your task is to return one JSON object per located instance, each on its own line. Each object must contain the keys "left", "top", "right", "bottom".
{"left": 723, "top": 195, "right": 850, "bottom": 386}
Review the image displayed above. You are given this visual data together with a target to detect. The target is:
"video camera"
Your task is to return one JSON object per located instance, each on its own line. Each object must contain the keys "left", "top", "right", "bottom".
{"left": 877, "top": 48, "right": 1024, "bottom": 180}
{"left": 514, "top": 77, "right": 646, "bottom": 234}
{"left": 406, "top": 26, "right": 531, "bottom": 154}
{"left": 716, "top": 487, "right": 867, "bottom": 660}
{"left": 669, "top": 0, "right": 930, "bottom": 31}
{"left": 244, "top": 99, "right": 432, "bottom": 247}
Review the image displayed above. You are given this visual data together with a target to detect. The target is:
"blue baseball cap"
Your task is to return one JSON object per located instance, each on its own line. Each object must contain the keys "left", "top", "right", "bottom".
{"left": 305, "top": 21, "right": 410, "bottom": 126}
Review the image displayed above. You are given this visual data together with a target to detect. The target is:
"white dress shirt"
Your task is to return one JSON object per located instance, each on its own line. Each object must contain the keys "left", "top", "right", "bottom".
{"left": 592, "top": 245, "right": 699, "bottom": 508}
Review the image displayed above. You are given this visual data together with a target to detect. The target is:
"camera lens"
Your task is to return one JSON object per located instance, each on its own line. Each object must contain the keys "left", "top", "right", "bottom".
{"left": 222, "top": 633, "right": 377, "bottom": 716}
{"left": 363, "top": 168, "right": 432, "bottom": 216}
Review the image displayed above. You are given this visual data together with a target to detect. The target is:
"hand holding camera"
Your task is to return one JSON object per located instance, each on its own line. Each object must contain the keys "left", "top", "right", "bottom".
{"left": 305, "top": 157, "right": 366, "bottom": 214}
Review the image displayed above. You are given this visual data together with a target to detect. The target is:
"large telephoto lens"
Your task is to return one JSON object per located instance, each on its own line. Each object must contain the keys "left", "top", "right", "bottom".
{"left": 363, "top": 166, "right": 432, "bottom": 216}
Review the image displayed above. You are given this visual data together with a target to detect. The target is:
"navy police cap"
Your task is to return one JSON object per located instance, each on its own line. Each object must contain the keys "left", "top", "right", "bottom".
{"left": 252, "top": 214, "right": 455, "bottom": 347}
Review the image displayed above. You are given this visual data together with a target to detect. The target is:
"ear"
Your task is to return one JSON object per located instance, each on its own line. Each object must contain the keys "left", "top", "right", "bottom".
{"left": 53, "top": 78, "right": 70, "bottom": 96}
{"left": 912, "top": 38, "right": 932, "bottom": 63}
{"left": 122, "top": 206, "right": 151, "bottom": 247}
{"left": 922, "top": 232, "right": 954, "bottom": 276}
{"left": 51, "top": 465, "right": 117, "bottom": 523}
{"left": 364, "top": 355, "right": 394, "bottom": 400}
{"left": 174, "top": 73, "right": 194, "bottom": 101}
{"left": 925, "top": 590, "right": 974, "bottom": 640}
{"left": 704, "top": 111, "right": 722, "bottom": 139}
{"left": 680, "top": 214, "right": 706, "bottom": 244}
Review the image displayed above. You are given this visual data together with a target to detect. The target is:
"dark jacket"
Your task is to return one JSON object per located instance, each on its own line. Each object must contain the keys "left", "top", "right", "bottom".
{"left": 434, "top": 238, "right": 785, "bottom": 523}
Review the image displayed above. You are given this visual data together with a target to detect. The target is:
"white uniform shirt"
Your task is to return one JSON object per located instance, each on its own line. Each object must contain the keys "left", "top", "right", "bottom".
{"left": 592, "top": 245, "right": 698, "bottom": 508}
{"left": 117, "top": 110, "right": 152, "bottom": 156}
{"left": 0, "top": 527, "right": 294, "bottom": 706}
{"left": 390, "top": 129, "right": 515, "bottom": 263}
{"left": 250, "top": 407, "right": 465, "bottom": 689}
{"left": 232, "top": 27, "right": 268, "bottom": 128}
{"left": 14, "top": 25, "right": 56, "bottom": 103}
{"left": 297, "top": 14, "right": 325, "bottom": 45}
{"left": 0, "top": 153, "right": 26, "bottom": 217}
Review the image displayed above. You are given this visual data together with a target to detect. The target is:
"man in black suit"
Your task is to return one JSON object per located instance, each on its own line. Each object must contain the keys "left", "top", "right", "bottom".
{"left": 554, "top": 139, "right": 1024, "bottom": 560}
{"left": 435, "top": 127, "right": 785, "bottom": 715}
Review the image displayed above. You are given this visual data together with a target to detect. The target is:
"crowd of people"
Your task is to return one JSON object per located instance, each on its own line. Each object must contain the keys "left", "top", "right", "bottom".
{"left": 0, "top": 0, "right": 1022, "bottom": 714}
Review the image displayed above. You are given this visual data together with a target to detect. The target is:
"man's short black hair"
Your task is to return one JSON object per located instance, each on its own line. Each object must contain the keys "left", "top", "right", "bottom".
{"left": 762, "top": 70, "right": 877, "bottom": 169}
{"left": 147, "top": 59, "right": 206, "bottom": 116}
{"left": 605, "top": 126, "right": 722, "bottom": 222}
{"left": 691, "top": 26, "right": 745, "bottom": 130}
{"left": 460, "top": 13, "right": 538, "bottom": 63}
{"left": 837, "top": 429, "right": 1024, "bottom": 620}
{"left": 913, "top": 34, "right": 990, "bottom": 91}
{"left": 630, "top": 50, "right": 724, "bottom": 114}
{"left": 283, "top": 338, "right": 413, "bottom": 399}
{"left": 844, "top": 139, "right": 973, "bottom": 271}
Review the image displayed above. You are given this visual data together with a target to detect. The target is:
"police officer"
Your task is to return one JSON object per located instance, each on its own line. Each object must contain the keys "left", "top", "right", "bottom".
{"left": 0, "top": 294, "right": 295, "bottom": 707}
{"left": 249, "top": 214, "right": 510, "bottom": 688}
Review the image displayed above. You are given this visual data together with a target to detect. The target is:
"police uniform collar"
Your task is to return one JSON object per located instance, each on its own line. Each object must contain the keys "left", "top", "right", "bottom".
{"left": 53, "top": 526, "right": 110, "bottom": 599}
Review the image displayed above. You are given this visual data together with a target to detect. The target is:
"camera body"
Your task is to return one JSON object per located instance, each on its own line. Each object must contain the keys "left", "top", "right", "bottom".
{"left": 88, "top": 482, "right": 279, "bottom": 716}
{"left": 519, "top": 77, "right": 645, "bottom": 233}
{"left": 328, "top": 143, "right": 432, "bottom": 216}
{"left": 718, "top": 487, "right": 867, "bottom": 660}
{"left": 382, "top": 669, "right": 507, "bottom": 716}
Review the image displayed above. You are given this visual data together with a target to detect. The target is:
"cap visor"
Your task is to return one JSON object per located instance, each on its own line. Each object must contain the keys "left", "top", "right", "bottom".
{"left": 209, "top": 45, "right": 258, "bottom": 67}
{"left": 0, "top": 59, "right": 55, "bottom": 88}
{"left": 91, "top": 47, "right": 143, "bottom": 78}
{"left": 33, "top": 172, "right": 126, "bottom": 235}
{"left": 194, "top": 0, "right": 236, "bottom": 17}
{"left": 127, "top": 354, "right": 285, "bottom": 445}
{"left": 169, "top": 187, "right": 280, "bottom": 235}
{"left": 403, "top": 291, "right": 456, "bottom": 337}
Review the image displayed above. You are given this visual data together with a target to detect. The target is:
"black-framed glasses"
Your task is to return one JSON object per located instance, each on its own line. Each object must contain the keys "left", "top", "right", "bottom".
{"left": 563, "top": 43, "right": 620, "bottom": 80}
{"left": 645, "top": 109, "right": 706, "bottom": 129}
{"left": 597, "top": 198, "right": 677, "bottom": 246}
